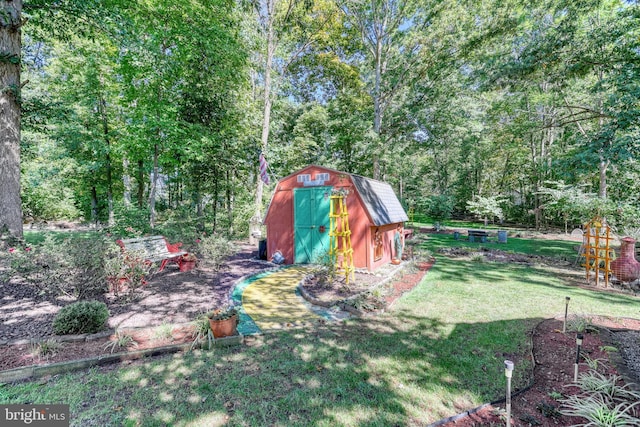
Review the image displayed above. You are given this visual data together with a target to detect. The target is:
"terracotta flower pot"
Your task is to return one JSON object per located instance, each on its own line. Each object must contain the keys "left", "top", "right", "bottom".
{"left": 179, "top": 260, "right": 196, "bottom": 272}
{"left": 209, "top": 315, "right": 237, "bottom": 338}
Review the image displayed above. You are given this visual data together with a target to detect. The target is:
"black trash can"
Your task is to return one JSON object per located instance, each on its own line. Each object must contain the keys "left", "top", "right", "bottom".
{"left": 258, "top": 239, "right": 267, "bottom": 260}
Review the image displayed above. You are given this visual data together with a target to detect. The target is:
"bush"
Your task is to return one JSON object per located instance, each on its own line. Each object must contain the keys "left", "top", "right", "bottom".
{"left": 197, "top": 234, "right": 236, "bottom": 270}
{"left": 104, "top": 249, "right": 152, "bottom": 298}
{"left": 53, "top": 300, "right": 109, "bottom": 335}
{"left": 422, "top": 195, "right": 455, "bottom": 222}
{"left": 6, "top": 234, "right": 119, "bottom": 299}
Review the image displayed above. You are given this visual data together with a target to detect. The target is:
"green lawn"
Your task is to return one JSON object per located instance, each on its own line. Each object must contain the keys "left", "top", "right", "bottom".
{"left": 419, "top": 230, "right": 579, "bottom": 260}
{"left": 1, "top": 236, "right": 638, "bottom": 426}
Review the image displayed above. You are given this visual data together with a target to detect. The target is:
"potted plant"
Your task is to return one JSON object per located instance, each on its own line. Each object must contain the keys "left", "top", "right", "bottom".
{"left": 179, "top": 253, "right": 197, "bottom": 272}
{"left": 207, "top": 305, "right": 238, "bottom": 338}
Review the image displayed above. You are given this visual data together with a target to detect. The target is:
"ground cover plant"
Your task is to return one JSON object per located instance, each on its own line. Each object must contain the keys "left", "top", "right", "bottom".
{"left": 2, "top": 233, "right": 639, "bottom": 426}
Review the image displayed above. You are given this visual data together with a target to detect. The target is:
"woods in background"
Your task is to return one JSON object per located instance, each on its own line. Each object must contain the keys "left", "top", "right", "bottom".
{"left": 1, "top": 0, "right": 638, "bottom": 237}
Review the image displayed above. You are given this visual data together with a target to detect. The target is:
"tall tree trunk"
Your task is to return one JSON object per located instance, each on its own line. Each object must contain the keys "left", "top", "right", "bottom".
{"left": 251, "top": 0, "right": 275, "bottom": 245}
{"left": 99, "top": 96, "right": 114, "bottom": 226}
{"left": 149, "top": 143, "right": 159, "bottom": 228}
{"left": 597, "top": 93, "right": 608, "bottom": 199}
{"left": 137, "top": 159, "right": 144, "bottom": 208}
{"left": 0, "top": 0, "right": 23, "bottom": 238}
{"left": 598, "top": 159, "right": 608, "bottom": 199}
{"left": 90, "top": 186, "right": 98, "bottom": 225}
{"left": 123, "top": 157, "right": 131, "bottom": 207}
{"left": 195, "top": 180, "right": 204, "bottom": 232}
{"left": 213, "top": 175, "right": 219, "bottom": 232}
{"left": 372, "top": 35, "right": 382, "bottom": 180}
{"left": 226, "top": 169, "right": 234, "bottom": 236}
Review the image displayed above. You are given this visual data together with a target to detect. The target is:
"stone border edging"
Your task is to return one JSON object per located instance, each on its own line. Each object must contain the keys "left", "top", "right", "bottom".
{"left": 0, "top": 334, "right": 244, "bottom": 383}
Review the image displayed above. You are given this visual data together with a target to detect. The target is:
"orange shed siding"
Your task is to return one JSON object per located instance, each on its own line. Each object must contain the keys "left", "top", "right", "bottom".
{"left": 264, "top": 165, "right": 404, "bottom": 271}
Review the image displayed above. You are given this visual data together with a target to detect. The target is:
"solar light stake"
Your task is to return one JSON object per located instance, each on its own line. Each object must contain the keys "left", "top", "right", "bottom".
{"left": 574, "top": 334, "right": 583, "bottom": 382}
{"left": 563, "top": 297, "right": 570, "bottom": 333}
{"left": 504, "top": 360, "right": 514, "bottom": 427}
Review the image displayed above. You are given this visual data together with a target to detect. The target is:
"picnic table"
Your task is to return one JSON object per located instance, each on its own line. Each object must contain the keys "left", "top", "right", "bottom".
{"left": 467, "top": 229, "right": 488, "bottom": 243}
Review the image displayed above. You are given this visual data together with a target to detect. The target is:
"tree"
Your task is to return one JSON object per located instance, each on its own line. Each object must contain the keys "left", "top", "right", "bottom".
{"left": 249, "top": 0, "right": 341, "bottom": 242}
{"left": 0, "top": 0, "right": 24, "bottom": 238}
{"left": 467, "top": 195, "right": 505, "bottom": 226}
{"left": 1, "top": 0, "right": 127, "bottom": 237}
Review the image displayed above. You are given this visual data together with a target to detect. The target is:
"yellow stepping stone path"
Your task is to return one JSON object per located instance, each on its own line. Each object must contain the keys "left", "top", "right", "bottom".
{"left": 242, "top": 266, "right": 322, "bottom": 330}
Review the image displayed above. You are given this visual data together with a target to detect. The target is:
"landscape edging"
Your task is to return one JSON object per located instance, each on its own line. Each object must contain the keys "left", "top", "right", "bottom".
{"left": 0, "top": 334, "right": 244, "bottom": 383}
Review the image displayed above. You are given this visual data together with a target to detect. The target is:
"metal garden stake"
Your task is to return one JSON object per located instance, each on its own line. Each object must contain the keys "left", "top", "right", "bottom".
{"left": 574, "top": 333, "right": 583, "bottom": 382}
{"left": 563, "top": 296, "right": 570, "bottom": 333}
{"left": 504, "top": 360, "right": 514, "bottom": 427}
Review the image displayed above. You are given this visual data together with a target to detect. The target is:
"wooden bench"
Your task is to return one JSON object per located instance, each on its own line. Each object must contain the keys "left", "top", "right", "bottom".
{"left": 116, "top": 235, "right": 188, "bottom": 271}
{"left": 468, "top": 230, "right": 488, "bottom": 243}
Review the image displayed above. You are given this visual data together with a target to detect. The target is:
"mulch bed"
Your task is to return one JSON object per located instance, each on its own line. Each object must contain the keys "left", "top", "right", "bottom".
{"left": 439, "top": 317, "right": 640, "bottom": 427}
{"left": 299, "top": 260, "right": 434, "bottom": 311}
{"left": 0, "top": 258, "right": 431, "bottom": 372}
{"left": 0, "top": 243, "right": 271, "bottom": 342}
{"left": 0, "top": 324, "right": 196, "bottom": 372}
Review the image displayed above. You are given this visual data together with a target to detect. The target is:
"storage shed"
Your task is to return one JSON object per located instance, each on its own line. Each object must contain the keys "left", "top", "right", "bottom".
{"left": 263, "top": 165, "right": 408, "bottom": 271}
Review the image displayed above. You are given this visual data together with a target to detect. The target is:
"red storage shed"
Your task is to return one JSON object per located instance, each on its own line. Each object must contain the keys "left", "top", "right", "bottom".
{"left": 263, "top": 165, "right": 408, "bottom": 271}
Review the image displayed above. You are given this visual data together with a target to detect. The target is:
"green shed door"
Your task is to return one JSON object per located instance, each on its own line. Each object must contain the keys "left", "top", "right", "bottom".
{"left": 294, "top": 187, "right": 331, "bottom": 264}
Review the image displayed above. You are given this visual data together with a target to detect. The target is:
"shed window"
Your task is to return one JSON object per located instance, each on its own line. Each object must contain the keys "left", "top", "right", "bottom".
{"left": 297, "top": 174, "right": 311, "bottom": 183}
{"left": 316, "top": 173, "right": 329, "bottom": 181}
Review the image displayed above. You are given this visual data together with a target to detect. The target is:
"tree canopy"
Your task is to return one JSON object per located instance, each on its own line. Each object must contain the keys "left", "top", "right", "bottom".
{"left": 1, "top": 0, "right": 639, "bottom": 237}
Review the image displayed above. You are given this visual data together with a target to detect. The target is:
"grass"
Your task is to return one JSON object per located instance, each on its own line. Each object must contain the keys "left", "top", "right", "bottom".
{"left": 408, "top": 216, "right": 512, "bottom": 230}
{"left": 2, "top": 234, "right": 639, "bottom": 426}
{"left": 23, "top": 230, "right": 99, "bottom": 245}
{"left": 418, "top": 230, "right": 578, "bottom": 260}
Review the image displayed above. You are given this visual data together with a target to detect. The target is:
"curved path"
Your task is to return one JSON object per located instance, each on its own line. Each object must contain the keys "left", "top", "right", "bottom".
{"left": 238, "top": 266, "right": 324, "bottom": 332}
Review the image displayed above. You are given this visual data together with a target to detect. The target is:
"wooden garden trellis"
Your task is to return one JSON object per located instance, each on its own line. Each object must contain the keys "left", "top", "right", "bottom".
{"left": 581, "top": 217, "right": 615, "bottom": 287}
{"left": 329, "top": 193, "right": 355, "bottom": 285}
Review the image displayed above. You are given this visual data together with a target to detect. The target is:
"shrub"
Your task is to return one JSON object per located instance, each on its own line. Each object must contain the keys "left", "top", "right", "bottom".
{"left": 197, "top": 234, "right": 236, "bottom": 270}
{"left": 421, "top": 195, "right": 455, "bottom": 222}
{"left": 53, "top": 300, "right": 109, "bottom": 335}
{"left": 103, "top": 329, "right": 138, "bottom": 353}
{"left": 30, "top": 338, "right": 63, "bottom": 359}
{"left": 6, "top": 234, "right": 119, "bottom": 299}
{"left": 104, "top": 249, "right": 152, "bottom": 298}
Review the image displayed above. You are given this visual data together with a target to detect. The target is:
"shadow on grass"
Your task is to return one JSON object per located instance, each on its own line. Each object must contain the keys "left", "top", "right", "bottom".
{"left": 3, "top": 315, "right": 543, "bottom": 426}
{"left": 427, "top": 254, "right": 639, "bottom": 310}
